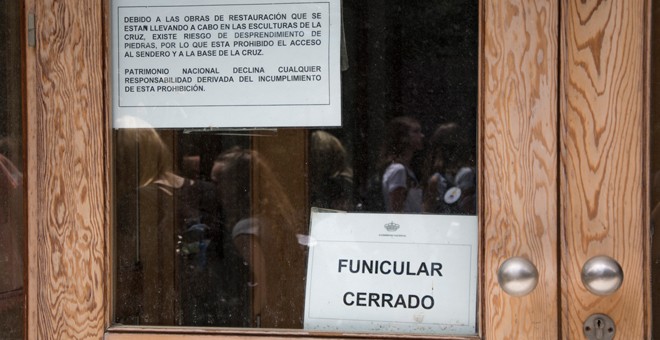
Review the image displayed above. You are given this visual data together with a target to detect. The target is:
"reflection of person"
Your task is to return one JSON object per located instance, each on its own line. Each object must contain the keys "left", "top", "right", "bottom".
{"left": 0, "top": 153, "right": 23, "bottom": 296}
{"left": 114, "top": 128, "right": 222, "bottom": 326}
{"left": 211, "top": 146, "right": 303, "bottom": 327}
{"left": 423, "top": 123, "right": 476, "bottom": 215}
{"left": 380, "top": 116, "right": 424, "bottom": 213}
{"left": 309, "top": 131, "right": 354, "bottom": 211}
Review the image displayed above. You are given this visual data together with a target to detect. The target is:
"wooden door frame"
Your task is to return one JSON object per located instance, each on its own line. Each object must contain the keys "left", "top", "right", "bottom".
{"left": 22, "top": 0, "right": 652, "bottom": 339}
{"left": 482, "top": 0, "right": 560, "bottom": 338}
{"left": 559, "top": 0, "right": 650, "bottom": 338}
{"left": 25, "top": 0, "right": 108, "bottom": 338}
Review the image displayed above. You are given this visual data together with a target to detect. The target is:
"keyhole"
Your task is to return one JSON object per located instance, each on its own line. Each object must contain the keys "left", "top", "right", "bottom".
{"left": 584, "top": 314, "right": 615, "bottom": 339}
{"left": 595, "top": 318, "right": 605, "bottom": 339}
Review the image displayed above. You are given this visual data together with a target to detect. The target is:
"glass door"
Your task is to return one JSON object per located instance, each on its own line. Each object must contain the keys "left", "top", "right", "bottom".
{"left": 21, "top": 0, "right": 652, "bottom": 339}
{"left": 111, "top": 0, "right": 480, "bottom": 335}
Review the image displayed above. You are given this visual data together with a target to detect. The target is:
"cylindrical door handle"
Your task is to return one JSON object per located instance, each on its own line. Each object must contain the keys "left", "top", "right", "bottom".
{"left": 581, "top": 255, "right": 623, "bottom": 296}
{"left": 497, "top": 257, "right": 539, "bottom": 297}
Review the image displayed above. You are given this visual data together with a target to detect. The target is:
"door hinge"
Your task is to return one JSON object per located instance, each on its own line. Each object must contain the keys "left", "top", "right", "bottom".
{"left": 27, "top": 13, "right": 36, "bottom": 47}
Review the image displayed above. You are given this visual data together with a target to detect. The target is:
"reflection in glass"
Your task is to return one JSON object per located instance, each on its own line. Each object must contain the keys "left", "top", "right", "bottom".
{"left": 380, "top": 116, "right": 424, "bottom": 213}
{"left": 309, "top": 131, "right": 355, "bottom": 211}
{"left": 423, "top": 123, "right": 476, "bottom": 215}
{"left": 114, "top": 0, "right": 478, "bottom": 333}
{"left": 0, "top": 2, "right": 24, "bottom": 338}
{"left": 114, "top": 128, "right": 226, "bottom": 325}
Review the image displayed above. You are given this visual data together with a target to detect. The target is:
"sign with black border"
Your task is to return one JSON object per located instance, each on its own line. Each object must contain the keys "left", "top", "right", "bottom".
{"left": 111, "top": 0, "right": 341, "bottom": 128}
{"left": 304, "top": 210, "right": 478, "bottom": 335}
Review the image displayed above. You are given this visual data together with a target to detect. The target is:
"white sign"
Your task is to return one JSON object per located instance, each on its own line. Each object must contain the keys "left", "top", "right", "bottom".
{"left": 304, "top": 211, "right": 478, "bottom": 335}
{"left": 111, "top": 0, "right": 341, "bottom": 128}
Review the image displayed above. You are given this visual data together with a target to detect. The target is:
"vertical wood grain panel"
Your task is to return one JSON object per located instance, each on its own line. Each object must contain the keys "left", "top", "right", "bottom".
{"left": 26, "top": 0, "right": 107, "bottom": 338}
{"left": 482, "top": 0, "right": 558, "bottom": 338}
{"left": 560, "top": 0, "right": 648, "bottom": 338}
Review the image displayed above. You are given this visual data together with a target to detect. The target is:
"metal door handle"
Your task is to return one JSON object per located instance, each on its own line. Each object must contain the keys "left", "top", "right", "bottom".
{"left": 581, "top": 255, "right": 623, "bottom": 296}
{"left": 497, "top": 257, "right": 539, "bottom": 296}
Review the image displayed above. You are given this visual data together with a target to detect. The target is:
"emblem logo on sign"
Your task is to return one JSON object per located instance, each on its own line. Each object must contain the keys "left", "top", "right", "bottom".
{"left": 384, "top": 221, "right": 400, "bottom": 232}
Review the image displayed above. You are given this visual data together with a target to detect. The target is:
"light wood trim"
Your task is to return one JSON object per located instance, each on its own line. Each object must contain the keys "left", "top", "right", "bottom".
{"left": 24, "top": 0, "right": 36, "bottom": 338}
{"left": 105, "top": 327, "right": 480, "bottom": 340}
{"left": 106, "top": 335, "right": 477, "bottom": 340}
{"left": 560, "top": 0, "right": 648, "bottom": 338}
{"left": 25, "top": 0, "right": 108, "bottom": 338}
{"left": 103, "top": 0, "right": 115, "bottom": 330}
{"left": 482, "top": 0, "right": 559, "bottom": 338}
{"left": 103, "top": 0, "right": 114, "bottom": 330}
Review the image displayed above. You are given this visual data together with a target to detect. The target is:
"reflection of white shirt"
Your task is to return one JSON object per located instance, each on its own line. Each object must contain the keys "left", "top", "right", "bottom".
{"left": 436, "top": 167, "right": 476, "bottom": 200}
{"left": 382, "top": 163, "right": 422, "bottom": 213}
{"left": 232, "top": 217, "right": 261, "bottom": 238}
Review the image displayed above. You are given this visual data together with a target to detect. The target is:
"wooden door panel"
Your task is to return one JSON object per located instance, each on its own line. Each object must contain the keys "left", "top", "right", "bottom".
{"left": 22, "top": 0, "right": 653, "bottom": 338}
{"left": 482, "top": 0, "right": 559, "bottom": 338}
{"left": 25, "top": 0, "right": 108, "bottom": 338}
{"left": 560, "top": 0, "right": 649, "bottom": 338}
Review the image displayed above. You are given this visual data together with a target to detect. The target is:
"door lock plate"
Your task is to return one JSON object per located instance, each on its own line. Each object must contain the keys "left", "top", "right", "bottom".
{"left": 583, "top": 314, "right": 615, "bottom": 340}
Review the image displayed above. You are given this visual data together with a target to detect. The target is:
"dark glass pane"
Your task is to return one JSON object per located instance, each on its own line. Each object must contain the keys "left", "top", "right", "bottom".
{"left": 113, "top": 0, "right": 478, "bottom": 333}
{"left": 0, "top": 2, "right": 24, "bottom": 339}
{"left": 651, "top": 0, "right": 660, "bottom": 335}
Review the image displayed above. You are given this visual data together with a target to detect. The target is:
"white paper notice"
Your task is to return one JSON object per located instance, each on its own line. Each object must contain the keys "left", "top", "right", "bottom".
{"left": 111, "top": 0, "right": 341, "bottom": 128}
{"left": 304, "top": 211, "right": 478, "bottom": 335}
